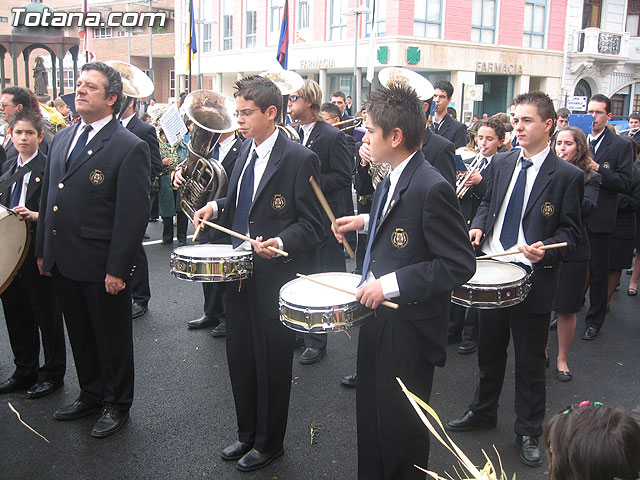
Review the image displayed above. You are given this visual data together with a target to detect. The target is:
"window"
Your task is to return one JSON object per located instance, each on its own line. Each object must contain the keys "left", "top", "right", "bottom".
{"left": 583, "top": 0, "right": 601, "bottom": 28}
{"left": 169, "top": 70, "right": 176, "bottom": 99}
{"left": 298, "top": 0, "right": 310, "bottom": 30}
{"left": 270, "top": 0, "right": 284, "bottom": 34}
{"left": 222, "top": 0, "right": 233, "bottom": 50}
{"left": 245, "top": 0, "right": 257, "bottom": 48}
{"left": 94, "top": 27, "right": 125, "bottom": 38}
{"left": 203, "top": 23, "right": 212, "bottom": 52}
{"left": 627, "top": 0, "right": 640, "bottom": 36}
{"left": 365, "top": 0, "right": 386, "bottom": 36}
{"left": 472, "top": 0, "right": 496, "bottom": 43}
{"left": 62, "top": 70, "right": 74, "bottom": 89}
{"left": 329, "top": 0, "right": 347, "bottom": 40}
{"left": 0, "top": 16, "right": 8, "bottom": 22}
{"left": 414, "top": 0, "right": 443, "bottom": 39}
{"left": 523, "top": 0, "right": 546, "bottom": 48}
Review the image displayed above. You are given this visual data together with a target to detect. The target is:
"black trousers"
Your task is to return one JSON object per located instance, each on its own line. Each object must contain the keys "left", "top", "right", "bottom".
{"left": 1, "top": 256, "right": 65, "bottom": 383}
{"left": 448, "top": 305, "right": 479, "bottom": 342}
{"left": 130, "top": 245, "right": 151, "bottom": 307}
{"left": 53, "top": 272, "right": 134, "bottom": 410}
{"left": 470, "top": 301, "right": 549, "bottom": 437}
{"left": 225, "top": 277, "right": 295, "bottom": 452}
{"left": 357, "top": 310, "right": 435, "bottom": 480}
{"left": 199, "top": 228, "right": 225, "bottom": 323}
{"left": 585, "top": 231, "right": 611, "bottom": 330}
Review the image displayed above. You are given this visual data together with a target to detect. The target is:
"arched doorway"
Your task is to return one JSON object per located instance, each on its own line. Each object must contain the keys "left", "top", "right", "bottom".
{"left": 574, "top": 79, "right": 592, "bottom": 99}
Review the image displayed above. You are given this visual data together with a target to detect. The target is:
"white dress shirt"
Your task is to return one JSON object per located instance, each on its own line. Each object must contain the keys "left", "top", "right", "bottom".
{"left": 299, "top": 122, "right": 316, "bottom": 147}
{"left": 587, "top": 130, "right": 605, "bottom": 154}
{"left": 12, "top": 150, "right": 38, "bottom": 207}
{"left": 216, "top": 134, "right": 237, "bottom": 162}
{"left": 67, "top": 114, "right": 114, "bottom": 159}
{"left": 481, "top": 146, "right": 549, "bottom": 266}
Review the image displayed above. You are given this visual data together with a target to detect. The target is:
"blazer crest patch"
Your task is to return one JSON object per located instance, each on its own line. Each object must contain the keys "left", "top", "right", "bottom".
{"left": 602, "top": 162, "right": 611, "bottom": 169}
{"left": 541, "top": 201, "right": 555, "bottom": 217}
{"left": 271, "top": 194, "right": 286, "bottom": 210}
{"left": 89, "top": 169, "right": 104, "bottom": 185}
{"left": 34, "top": 176, "right": 40, "bottom": 183}
{"left": 391, "top": 228, "right": 408, "bottom": 249}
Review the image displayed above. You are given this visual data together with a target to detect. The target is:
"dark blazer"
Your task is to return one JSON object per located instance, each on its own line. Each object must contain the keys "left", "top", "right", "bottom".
{"left": 304, "top": 120, "right": 352, "bottom": 220}
{"left": 0, "top": 151, "right": 46, "bottom": 243}
{"left": 367, "top": 150, "right": 476, "bottom": 366}
{"left": 588, "top": 127, "right": 633, "bottom": 233}
{"left": 459, "top": 157, "right": 494, "bottom": 225}
{"left": 215, "top": 131, "right": 324, "bottom": 314}
{"left": 566, "top": 171, "right": 601, "bottom": 262}
{"left": 0, "top": 144, "right": 5, "bottom": 165}
{"left": 36, "top": 117, "right": 151, "bottom": 282}
{"left": 125, "top": 114, "right": 162, "bottom": 179}
{"left": 433, "top": 114, "right": 468, "bottom": 148}
{"left": 471, "top": 149, "right": 584, "bottom": 313}
{"left": 614, "top": 163, "right": 640, "bottom": 240}
{"left": 220, "top": 137, "right": 243, "bottom": 177}
{"left": 622, "top": 129, "right": 640, "bottom": 144}
{"left": 421, "top": 127, "right": 456, "bottom": 188}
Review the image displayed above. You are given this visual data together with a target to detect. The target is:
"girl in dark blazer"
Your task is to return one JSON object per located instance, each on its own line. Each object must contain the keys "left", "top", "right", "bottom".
{"left": 553, "top": 127, "right": 601, "bottom": 381}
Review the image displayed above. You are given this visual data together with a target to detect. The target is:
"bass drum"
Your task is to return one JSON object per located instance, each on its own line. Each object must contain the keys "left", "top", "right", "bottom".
{"left": 0, "top": 205, "right": 30, "bottom": 294}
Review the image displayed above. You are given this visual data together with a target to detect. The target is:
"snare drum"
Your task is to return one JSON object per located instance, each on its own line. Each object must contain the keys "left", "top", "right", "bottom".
{"left": 0, "top": 205, "right": 30, "bottom": 295}
{"left": 170, "top": 244, "right": 253, "bottom": 282}
{"left": 451, "top": 259, "right": 531, "bottom": 309}
{"left": 279, "top": 272, "right": 373, "bottom": 333}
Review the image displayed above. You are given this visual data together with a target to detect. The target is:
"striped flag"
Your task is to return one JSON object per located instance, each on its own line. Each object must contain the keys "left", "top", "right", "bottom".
{"left": 186, "top": 0, "right": 197, "bottom": 71}
{"left": 276, "top": 0, "right": 289, "bottom": 69}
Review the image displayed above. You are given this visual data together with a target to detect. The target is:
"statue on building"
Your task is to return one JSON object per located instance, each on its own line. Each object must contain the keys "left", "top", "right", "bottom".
{"left": 33, "top": 56, "right": 48, "bottom": 96}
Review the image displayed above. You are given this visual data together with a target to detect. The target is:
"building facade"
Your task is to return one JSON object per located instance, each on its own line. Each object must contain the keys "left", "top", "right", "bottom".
{"left": 174, "top": 0, "right": 567, "bottom": 121}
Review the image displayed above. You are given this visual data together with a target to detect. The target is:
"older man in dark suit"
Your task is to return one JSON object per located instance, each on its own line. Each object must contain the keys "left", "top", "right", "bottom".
{"left": 36, "top": 62, "right": 150, "bottom": 438}
{"left": 0, "top": 110, "right": 66, "bottom": 398}
{"left": 583, "top": 94, "right": 633, "bottom": 340}
{"left": 333, "top": 83, "right": 476, "bottom": 480}
{"left": 120, "top": 98, "right": 162, "bottom": 319}
{"left": 446, "top": 92, "right": 584, "bottom": 468}
{"left": 193, "top": 76, "right": 323, "bottom": 473}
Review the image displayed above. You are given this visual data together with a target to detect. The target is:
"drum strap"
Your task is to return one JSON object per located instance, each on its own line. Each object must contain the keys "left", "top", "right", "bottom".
{"left": 0, "top": 163, "right": 34, "bottom": 196}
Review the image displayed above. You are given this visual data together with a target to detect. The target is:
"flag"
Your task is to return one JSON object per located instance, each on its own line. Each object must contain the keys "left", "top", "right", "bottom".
{"left": 366, "top": 0, "right": 377, "bottom": 83}
{"left": 186, "top": 0, "right": 197, "bottom": 71}
{"left": 78, "top": 0, "right": 95, "bottom": 63}
{"left": 276, "top": 0, "right": 289, "bottom": 69}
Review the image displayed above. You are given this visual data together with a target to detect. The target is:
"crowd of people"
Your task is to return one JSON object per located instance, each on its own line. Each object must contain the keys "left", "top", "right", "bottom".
{"left": 0, "top": 64, "right": 639, "bottom": 479}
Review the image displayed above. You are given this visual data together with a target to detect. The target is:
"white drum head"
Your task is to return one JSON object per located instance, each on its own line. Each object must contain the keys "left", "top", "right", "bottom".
{"left": 173, "top": 244, "right": 248, "bottom": 259}
{"left": 0, "top": 208, "right": 29, "bottom": 294}
{"left": 281, "top": 272, "right": 361, "bottom": 307}
{"left": 467, "top": 260, "right": 526, "bottom": 285}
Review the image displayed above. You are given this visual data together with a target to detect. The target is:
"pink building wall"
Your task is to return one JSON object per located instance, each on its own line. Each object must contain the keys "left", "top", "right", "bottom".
{"left": 547, "top": 0, "right": 566, "bottom": 50}
{"left": 445, "top": 0, "right": 473, "bottom": 42}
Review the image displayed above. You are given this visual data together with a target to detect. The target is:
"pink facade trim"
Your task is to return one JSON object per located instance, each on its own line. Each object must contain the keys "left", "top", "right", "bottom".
{"left": 445, "top": 0, "right": 473, "bottom": 41}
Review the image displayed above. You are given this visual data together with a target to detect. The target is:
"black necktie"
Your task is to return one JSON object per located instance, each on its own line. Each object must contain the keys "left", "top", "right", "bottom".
{"left": 9, "top": 164, "right": 22, "bottom": 209}
{"left": 67, "top": 125, "right": 92, "bottom": 170}
{"left": 231, "top": 150, "right": 258, "bottom": 248}
{"left": 499, "top": 159, "right": 533, "bottom": 250}
{"left": 589, "top": 138, "right": 598, "bottom": 153}
{"left": 298, "top": 127, "right": 305, "bottom": 145}
{"left": 360, "top": 175, "right": 391, "bottom": 285}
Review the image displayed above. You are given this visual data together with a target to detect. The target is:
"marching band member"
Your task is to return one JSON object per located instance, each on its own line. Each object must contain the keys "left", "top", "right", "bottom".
{"left": 333, "top": 82, "right": 475, "bottom": 480}
{"left": 446, "top": 92, "right": 583, "bottom": 467}
{"left": 193, "top": 75, "right": 323, "bottom": 472}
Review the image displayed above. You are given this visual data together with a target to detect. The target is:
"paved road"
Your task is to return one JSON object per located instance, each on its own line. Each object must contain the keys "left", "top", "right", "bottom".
{"left": 1, "top": 220, "right": 639, "bottom": 479}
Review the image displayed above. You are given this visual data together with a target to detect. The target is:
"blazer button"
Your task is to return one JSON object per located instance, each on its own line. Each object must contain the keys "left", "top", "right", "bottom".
{"left": 58, "top": 183, "right": 64, "bottom": 189}
{"left": 52, "top": 229, "right": 57, "bottom": 236}
{"left": 53, "top": 206, "right": 58, "bottom": 212}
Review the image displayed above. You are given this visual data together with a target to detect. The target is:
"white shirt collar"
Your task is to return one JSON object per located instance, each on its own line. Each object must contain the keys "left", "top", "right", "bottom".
{"left": 79, "top": 114, "right": 113, "bottom": 135}
{"left": 251, "top": 127, "right": 279, "bottom": 160}
{"left": 518, "top": 145, "right": 550, "bottom": 167}
{"left": 17, "top": 149, "right": 38, "bottom": 167}
{"left": 120, "top": 113, "right": 135, "bottom": 128}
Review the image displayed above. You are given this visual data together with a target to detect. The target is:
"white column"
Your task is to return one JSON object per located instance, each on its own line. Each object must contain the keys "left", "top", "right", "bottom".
{"left": 319, "top": 69, "right": 328, "bottom": 102}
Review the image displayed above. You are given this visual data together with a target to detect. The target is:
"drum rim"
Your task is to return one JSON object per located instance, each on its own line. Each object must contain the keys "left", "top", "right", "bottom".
{"left": 465, "top": 259, "right": 529, "bottom": 289}
{"left": 279, "top": 272, "right": 364, "bottom": 310}
{"left": 0, "top": 214, "right": 30, "bottom": 295}
{"left": 171, "top": 244, "right": 252, "bottom": 261}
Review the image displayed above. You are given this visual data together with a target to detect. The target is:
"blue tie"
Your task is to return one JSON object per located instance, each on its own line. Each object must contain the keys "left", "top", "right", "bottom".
{"left": 67, "top": 125, "right": 92, "bottom": 170}
{"left": 231, "top": 150, "right": 258, "bottom": 248}
{"left": 500, "top": 159, "right": 533, "bottom": 250}
{"left": 9, "top": 168, "right": 22, "bottom": 209}
{"left": 210, "top": 143, "right": 220, "bottom": 160}
{"left": 360, "top": 174, "right": 391, "bottom": 285}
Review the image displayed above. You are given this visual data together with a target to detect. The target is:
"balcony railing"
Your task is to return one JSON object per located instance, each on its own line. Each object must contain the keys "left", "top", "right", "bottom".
{"left": 574, "top": 28, "right": 629, "bottom": 57}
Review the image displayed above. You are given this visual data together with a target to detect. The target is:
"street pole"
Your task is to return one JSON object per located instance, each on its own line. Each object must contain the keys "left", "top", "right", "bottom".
{"left": 347, "top": 5, "right": 370, "bottom": 113}
{"left": 148, "top": 0, "right": 154, "bottom": 82}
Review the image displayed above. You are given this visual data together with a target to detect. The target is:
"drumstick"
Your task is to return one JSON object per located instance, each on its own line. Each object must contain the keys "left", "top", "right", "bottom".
{"left": 192, "top": 221, "right": 204, "bottom": 242}
{"left": 296, "top": 273, "right": 399, "bottom": 310}
{"left": 476, "top": 242, "right": 568, "bottom": 260}
{"left": 196, "top": 218, "right": 289, "bottom": 257}
{"left": 309, "top": 176, "right": 356, "bottom": 259}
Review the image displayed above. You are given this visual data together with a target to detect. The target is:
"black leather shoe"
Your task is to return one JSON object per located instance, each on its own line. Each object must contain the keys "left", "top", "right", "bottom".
{"left": 457, "top": 340, "right": 477, "bottom": 355}
{"left": 54, "top": 399, "right": 102, "bottom": 420}
{"left": 132, "top": 303, "right": 148, "bottom": 319}
{"left": 0, "top": 376, "right": 35, "bottom": 394}
{"left": 300, "top": 347, "right": 326, "bottom": 365}
{"left": 187, "top": 315, "right": 216, "bottom": 330}
{"left": 210, "top": 324, "right": 226, "bottom": 338}
{"left": 91, "top": 406, "right": 129, "bottom": 438}
{"left": 445, "top": 411, "right": 497, "bottom": 432}
{"left": 341, "top": 374, "right": 357, "bottom": 387}
{"left": 517, "top": 435, "right": 542, "bottom": 467}
{"left": 221, "top": 441, "right": 252, "bottom": 461}
{"left": 161, "top": 238, "right": 173, "bottom": 245}
{"left": 582, "top": 326, "right": 600, "bottom": 340}
{"left": 27, "top": 381, "right": 63, "bottom": 399}
{"left": 236, "top": 448, "right": 284, "bottom": 472}
{"left": 294, "top": 338, "right": 305, "bottom": 349}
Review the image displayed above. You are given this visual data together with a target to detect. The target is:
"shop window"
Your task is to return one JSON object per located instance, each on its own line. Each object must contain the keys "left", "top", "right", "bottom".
{"left": 582, "top": 0, "right": 601, "bottom": 29}
{"left": 471, "top": 0, "right": 497, "bottom": 44}
{"left": 523, "top": 0, "right": 546, "bottom": 48}
{"left": 414, "top": 0, "right": 443, "bottom": 39}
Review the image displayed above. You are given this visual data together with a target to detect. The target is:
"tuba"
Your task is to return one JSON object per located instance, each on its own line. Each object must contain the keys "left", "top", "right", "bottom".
{"left": 259, "top": 69, "right": 304, "bottom": 142}
{"left": 104, "top": 60, "right": 155, "bottom": 117}
{"left": 178, "top": 90, "right": 238, "bottom": 218}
